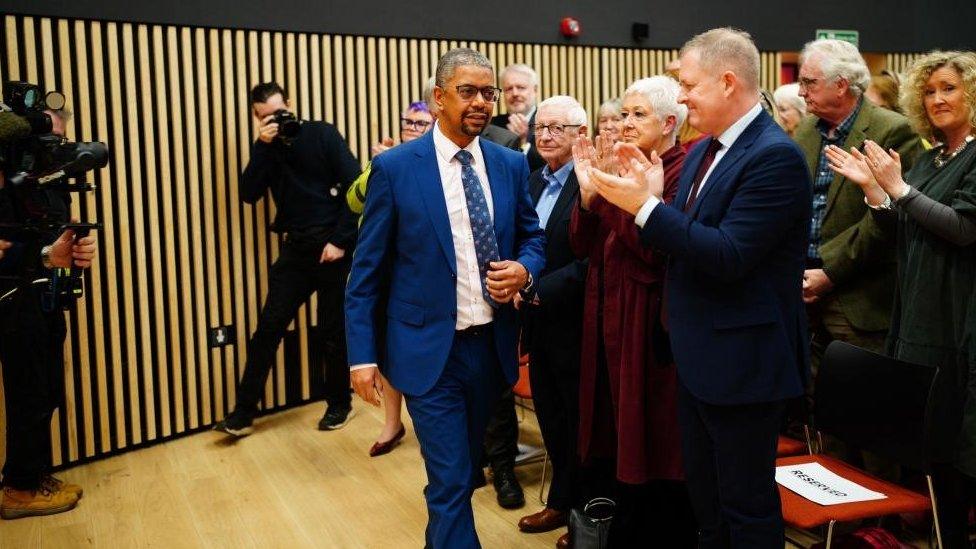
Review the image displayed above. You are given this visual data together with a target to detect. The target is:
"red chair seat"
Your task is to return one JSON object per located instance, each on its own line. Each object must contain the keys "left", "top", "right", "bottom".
{"left": 513, "top": 356, "right": 532, "bottom": 399}
{"left": 777, "top": 436, "right": 808, "bottom": 457}
{"left": 777, "top": 454, "right": 931, "bottom": 530}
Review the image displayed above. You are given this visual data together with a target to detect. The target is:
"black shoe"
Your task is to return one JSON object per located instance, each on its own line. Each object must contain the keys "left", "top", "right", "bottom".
{"left": 213, "top": 410, "right": 254, "bottom": 437}
{"left": 318, "top": 406, "right": 356, "bottom": 430}
{"left": 492, "top": 467, "right": 524, "bottom": 509}
{"left": 472, "top": 468, "right": 487, "bottom": 490}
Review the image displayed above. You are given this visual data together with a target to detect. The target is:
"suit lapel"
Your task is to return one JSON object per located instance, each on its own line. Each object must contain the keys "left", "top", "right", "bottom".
{"left": 480, "top": 140, "right": 509, "bottom": 241}
{"left": 795, "top": 115, "right": 823, "bottom": 180}
{"left": 690, "top": 112, "right": 770, "bottom": 218}
{"left": 675, "top": 142, "right": 707, "bottom": 210}
{"left": 545, "top": 170, "right": 579, "bottom": 240}
{"left": 413, "top": 132, "right": 457, "bottom": 274}
{"left": 529, "top": 170, "right": 545, "bottom": 204}
{"left": 825, "top": 103, "right": 871, "bottom": 218}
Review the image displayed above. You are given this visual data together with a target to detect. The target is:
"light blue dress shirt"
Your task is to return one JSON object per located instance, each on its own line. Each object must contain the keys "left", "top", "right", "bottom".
{"left": 536, "top": 161, "right": 574, "bottom": 229}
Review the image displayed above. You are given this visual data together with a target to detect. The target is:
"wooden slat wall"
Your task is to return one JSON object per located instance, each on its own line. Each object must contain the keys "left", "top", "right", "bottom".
{"left": 885, "top": 52, "right": 924, "bottom": 76}
{"left": 0, "top": 14, "right": 856, "bottom": 467}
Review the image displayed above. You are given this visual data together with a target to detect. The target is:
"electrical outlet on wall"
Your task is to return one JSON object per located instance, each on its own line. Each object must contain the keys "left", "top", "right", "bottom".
{"left": 208, "top": 325, "right": 236, "bottom": 348}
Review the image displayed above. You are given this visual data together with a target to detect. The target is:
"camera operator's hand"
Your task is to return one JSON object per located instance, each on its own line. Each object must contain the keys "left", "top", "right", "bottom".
{"left": 49, "top": 228, "right": 97, "bottom": 269}
{"left": 319, "top": 243, "right": 345, "bottom": 263}
{"left": 0, "top": 239, "right": 10, "bottom": 260}
{"left": 257, "top": 114, "right": 280, "bottom": 144}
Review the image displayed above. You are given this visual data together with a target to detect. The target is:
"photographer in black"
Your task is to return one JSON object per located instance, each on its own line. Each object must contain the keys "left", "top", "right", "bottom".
{"left": 0, "top": 106, "right": 98, "bottom": 519}
{"left": 215, "top": 82, "right": 361, "bottom": 436}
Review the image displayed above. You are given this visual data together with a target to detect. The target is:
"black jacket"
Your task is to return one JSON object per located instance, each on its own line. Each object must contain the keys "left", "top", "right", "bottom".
{"left": 491, "top": 112, "right": 545, "bottom": 172}
{"left": 241, "top": 120, "right": 361, "bottom": 249}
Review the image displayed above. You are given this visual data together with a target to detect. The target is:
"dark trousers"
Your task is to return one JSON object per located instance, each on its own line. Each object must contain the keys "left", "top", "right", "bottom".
{"left": 932, "top": 463, "right": 976, "bottom": 549}
{"left": 578, "top": 459, "right": 697, "bottom": 548}
{"left": 483, "top": 388, "right": 518, "bottom": 472}
{"left": 0, "top": 290, "right": 66, "bottom": 490}
{"left": 677, "top": 381, "right": 786, "bottom": 549}
{"left": 528, "top": 347, "right": 580, "bottom": 511}
{"left": 405, "top": 326, "right": 505, "bottom": 549}
{"left": 235, "top": 238, "right": 351, "bottom": 415}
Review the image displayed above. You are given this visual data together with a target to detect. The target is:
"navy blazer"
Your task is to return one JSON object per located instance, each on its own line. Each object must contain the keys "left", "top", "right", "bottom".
{"left": 641, "top": 111, "right": 813, "bottom": 405}
{"left": 345, "top": 130, "right": 546, "bottom": 396}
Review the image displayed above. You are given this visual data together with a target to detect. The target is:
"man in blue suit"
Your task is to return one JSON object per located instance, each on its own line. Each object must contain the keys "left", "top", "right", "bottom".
{"left": 345, "top": 48, "right": 545, "bottom": 548}
{"left": 587, "top": 28, "right": 812, "bottom": 547}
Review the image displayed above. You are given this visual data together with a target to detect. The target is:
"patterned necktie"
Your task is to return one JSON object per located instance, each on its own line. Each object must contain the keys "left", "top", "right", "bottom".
{"left": 455, "top": 149, "right": 500, "bottom": 307}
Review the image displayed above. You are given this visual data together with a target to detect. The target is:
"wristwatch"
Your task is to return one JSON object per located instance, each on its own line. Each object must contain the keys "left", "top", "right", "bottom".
{"left": 41, "top": 245, "right": 54, "bottom": 269}
{"left": 519, "top": 272, "right": 536, "bottom": 300}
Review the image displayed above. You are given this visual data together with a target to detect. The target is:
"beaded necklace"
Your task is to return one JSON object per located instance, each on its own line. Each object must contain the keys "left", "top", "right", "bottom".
{"left": 933, "top": 134, "right": 974, "bottom": 168}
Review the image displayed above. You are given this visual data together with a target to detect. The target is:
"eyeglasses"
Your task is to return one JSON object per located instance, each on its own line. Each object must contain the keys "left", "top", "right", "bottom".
{"left": 533, "top": 123, "right": 582, "bottom": 137}
{"left": 797, "top": 77, "right": 821, "bottom": 89}
{"left": 401, "top": 118, "right": 432, "bottom": 130}
{"left": 454, "top": 85, "right": 502, "bottom": 102}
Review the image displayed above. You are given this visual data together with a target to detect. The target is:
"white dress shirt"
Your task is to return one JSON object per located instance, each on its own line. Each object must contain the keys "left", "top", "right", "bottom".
{"left": 635, "top": 102, "right": 763, "bottom": 228}
{"left": 432, "top": 122, "right": 496, "bottom": 330}
{"left": 350, "top": 124, "right": 497, "bottom": 372}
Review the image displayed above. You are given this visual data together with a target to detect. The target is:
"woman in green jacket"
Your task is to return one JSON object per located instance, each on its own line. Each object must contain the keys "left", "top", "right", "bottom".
{"left": 826, "top": 51, "right": 976, "bottom": 547}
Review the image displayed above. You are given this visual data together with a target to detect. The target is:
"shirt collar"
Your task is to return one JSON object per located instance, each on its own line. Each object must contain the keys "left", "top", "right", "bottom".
{"left": 716, "top": 102, "right": 763, "bottom": 150}
{"left": 433, "top": 121, "right": 482, "bottom": 164}
{"left": 542, "top": 160, "right": 574, "bottom": 187}
{"left": 816, "top": 97, "right": 863, "bottom": 140}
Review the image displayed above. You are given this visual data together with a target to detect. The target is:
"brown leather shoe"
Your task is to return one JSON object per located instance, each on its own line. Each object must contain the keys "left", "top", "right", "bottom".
{"left": 556, "top": 532, "right": 570, "bottom": 549}
{"left": 518, "top": 507, "right": 567, "bottom": 533}
{"left": 1, "top": 486, "right": 78, "bottom": 519}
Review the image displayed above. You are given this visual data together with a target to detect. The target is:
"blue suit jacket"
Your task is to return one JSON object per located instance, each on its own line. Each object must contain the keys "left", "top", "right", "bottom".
{"left": 345, "top": 130, "right": 546, "bottom": 397}
{"left": 641, "top": 111, "right": 813, "bottom": 405}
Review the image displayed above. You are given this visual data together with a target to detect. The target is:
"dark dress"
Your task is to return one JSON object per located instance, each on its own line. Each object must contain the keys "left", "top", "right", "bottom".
{"left": 569, "top": 144, "right": 686, "bottom": 484}
{"left": 888, "top": 143, "right": 976, "bottom": 473}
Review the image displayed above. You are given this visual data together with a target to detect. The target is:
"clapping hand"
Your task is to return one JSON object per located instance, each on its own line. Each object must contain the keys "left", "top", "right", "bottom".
{"left": 572, "top": 136, "right": 598, "bottom": 209}
{"left": 371, "top": 137, "right": 395, "bottom": 157}
{"left": 614, "top": 142, "right": 664, "bottom": 201}
{"left": 824, "top": 145, "right": 888, "bottom": 206}
{"left": 863, "top": 140, "right": 909, "bottom": 199}
{"left": 583, "top": 143, "right": 663, "bottom": 216}
{"left": 507, "top": 113, "right": 530, "bottom": 143}
{"left": 593, "top": 130, "right": 621, "bottom": 175}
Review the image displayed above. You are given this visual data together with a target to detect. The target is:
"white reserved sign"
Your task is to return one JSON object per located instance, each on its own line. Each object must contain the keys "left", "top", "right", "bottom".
{"left": 775, "top": 462, "right": 888, "bottom": 506}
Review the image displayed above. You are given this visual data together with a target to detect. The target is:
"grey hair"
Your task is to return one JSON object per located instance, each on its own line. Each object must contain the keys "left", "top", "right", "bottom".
{"left": 773, "top": 83, "right": 806, "bottom": 115}
{"left": 598, "top": 98, "right": 622, "bottom": 116}
{"left": 680, "top": 27, "right": 760, "bottom": 91}
{"left": 435, "top": 48, "right": 494, "bottom": 88}
{"left": 624, "top": 76, "right": 688, "bottom": 131}
{"left": 500, "top": 63, "right": 539, "bottom": 87}
{"left": 537, "top": 95, "right": 588, "bottom": 125}
{"left": 800, "top": 39, "right": 871, "bottom": 97}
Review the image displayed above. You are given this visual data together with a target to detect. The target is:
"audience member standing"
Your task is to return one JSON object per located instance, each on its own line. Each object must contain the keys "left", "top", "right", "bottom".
{"left": 826, "top": 50, "right": 976, "bottom": 548}
{"left": 346, "top": 101, "right": 434, "bottom": 456}
{"left": 493, "top": 63, "right": 545, "bottom": 171}
{"left": 793, "top": 40, "right": 922, "bottom": 409}
{"left": 345, "top": 48, "right": 545, "bottom": 548}
{"left": 513, "top": 96, "right": 588, "bottom": 541}
{"left": 570, "top": 76, "right": 694, "bottom": 546}
{"left": 585, "top": 28, "right": 812, "bottom": 547}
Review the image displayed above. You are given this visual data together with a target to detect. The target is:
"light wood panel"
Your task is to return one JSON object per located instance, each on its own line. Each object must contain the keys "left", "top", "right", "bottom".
{"left": 0, "top": 14, "right": 909, "bottom": 469}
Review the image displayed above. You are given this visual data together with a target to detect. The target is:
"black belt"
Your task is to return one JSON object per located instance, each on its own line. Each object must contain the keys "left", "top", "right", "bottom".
{"left": 456, "top": 323, "right": 493, "bottom": 337}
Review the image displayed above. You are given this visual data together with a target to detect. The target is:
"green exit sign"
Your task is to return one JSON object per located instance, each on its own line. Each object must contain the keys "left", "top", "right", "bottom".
{"left": 816, "top": 29, "right": 859, "bottom": 47}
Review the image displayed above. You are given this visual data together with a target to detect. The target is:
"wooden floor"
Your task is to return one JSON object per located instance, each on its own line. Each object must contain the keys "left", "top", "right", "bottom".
{"left": 0, "top": 401, "right": 561, "bottom": 549}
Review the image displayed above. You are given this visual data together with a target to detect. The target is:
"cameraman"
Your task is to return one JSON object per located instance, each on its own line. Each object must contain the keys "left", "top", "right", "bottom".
{"left": 215, "top": 82, "right": 360, "bottom": 436}
{"left": 0, "top": 108, "right": 97, "bottom": 519}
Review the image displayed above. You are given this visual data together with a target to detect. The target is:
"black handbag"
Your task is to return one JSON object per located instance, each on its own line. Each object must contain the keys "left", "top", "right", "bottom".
{"left": 568, "top": 497, "right": 615, "bottom": 549}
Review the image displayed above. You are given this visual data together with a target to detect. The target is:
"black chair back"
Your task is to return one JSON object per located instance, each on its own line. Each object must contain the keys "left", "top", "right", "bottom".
{"left": 814, "top": 341, "right": 939, "bottom": 472}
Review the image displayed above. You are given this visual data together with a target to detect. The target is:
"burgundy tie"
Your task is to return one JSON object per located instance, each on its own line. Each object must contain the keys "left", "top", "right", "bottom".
{"left": 684, "top": 138, "right": 723, "bottom": 212}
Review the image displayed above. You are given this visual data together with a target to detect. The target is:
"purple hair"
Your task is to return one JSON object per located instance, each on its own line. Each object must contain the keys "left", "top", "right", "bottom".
{"left": 402, "top": 101, "right": 430, "bottom": 118}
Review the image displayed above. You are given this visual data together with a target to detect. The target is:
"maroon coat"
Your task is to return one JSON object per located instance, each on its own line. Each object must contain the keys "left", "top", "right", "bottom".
{"left": 569, "top": 144, "right": 686, "bottom": 484}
